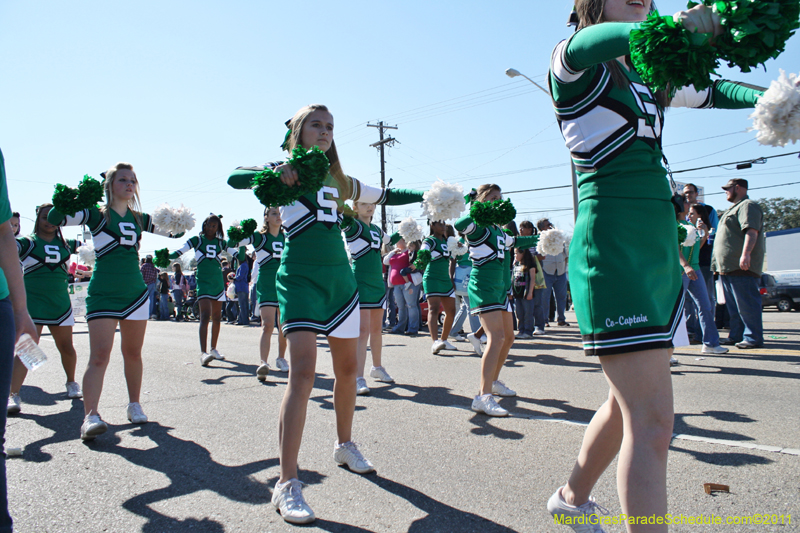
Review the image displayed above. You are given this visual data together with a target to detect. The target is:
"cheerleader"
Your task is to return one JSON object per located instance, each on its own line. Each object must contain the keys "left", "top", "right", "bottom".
{"left": 454, "top": 184, "right": 537, "bottom": 417}
{"left": 228, "top": 104, "right": 424, "bottom": 524}
{"left": 345, "top": 201, "right": 394, "bottom": 396}
{"left": 8, "top": 204, "right": 82, "bottom": 416}
{"left": 48, "top": 163, "right": 183, "bottom": 440}
{"left": 168, "top": 215, "right": 242, "bottom": 366}
{"left": 229, "top": 207, "right": 288, "bottom": 380}
{"left": 421, "top": 221, "right": 457, "bottom": 354}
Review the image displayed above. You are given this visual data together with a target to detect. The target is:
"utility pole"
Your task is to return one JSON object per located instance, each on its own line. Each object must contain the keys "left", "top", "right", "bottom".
{"left": 367, "top": 121, "right": 397, "bottom": 232}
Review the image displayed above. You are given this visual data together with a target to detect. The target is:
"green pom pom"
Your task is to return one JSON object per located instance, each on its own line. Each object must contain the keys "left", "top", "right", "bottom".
{"left": 253, "top": 146, "right": 331, "bottom": 208}
{"left": 154, "top": 248, "right": 171, "bottom": 269}
{"left": 414, "top": 249, "right": 431, "bottom": 270}
{"left": 52, "top": 175, "right": 104, "bottom": 216}
{"left": 630, "top": 12, "right": 718, "bottom": 93}
{"left": 469, "top": 199, "right": 516, "bottom": 227}
{"left": 340, "top": 214, "right": 356, "bottom": 232}
{"left": 677, "top": 223, "right": 688, "bottom": 245}
{"left": 241, "top": 219, "right": 258, "bottom": 236}
{"left": 700, "top": 0, "right": 800, "bottom": 72}
{"left": 493, "top": 199, "right": 517, "bottom": 226}
{"left": 227, "top": 218, "right": 257, "bottom": 244}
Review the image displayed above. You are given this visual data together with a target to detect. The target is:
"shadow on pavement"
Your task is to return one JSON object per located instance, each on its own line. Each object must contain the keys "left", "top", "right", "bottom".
{"left": 670, "top": 361, "right": 799, "bottom": 381}
{"left": 365, "top": 475, "right": 517, "bottom": 532}
{"left": 11, "top": 396, "right": 85, "bottom": 462}
{"left": 91, "top": 422, "right": 299, "bottom": 532}
{"left": 673, "top": 410, "right": 757, "bottom": 442}
{"left": 669, "top": 444, "right": 774, "bottom": 467}
{"left": 506, "top": 350, "right": 602, "bottom": 373}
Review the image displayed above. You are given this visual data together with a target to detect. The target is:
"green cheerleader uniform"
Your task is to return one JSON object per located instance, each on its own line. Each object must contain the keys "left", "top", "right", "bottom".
{"left": 49, "top": 206, "right": 180, "bottom": 321}
{"left": 345, "top": 219, "right": 389, "bottom": 309}
{"left": 228, "top": 166, "right": 423, "bottom": 337}
{"left": 17, "top": 235, "right": 78, "bottom": 326}
{"left": 232, "top": 231, "right": 284, "bottom": 308}
{"left": 421, "top": 236, "right": 454, "bottom": 298}
{"left": 170, "top": 235, "right": 239, "bottom": 301}
{"left": 550, "top": 22, "right": 762, "bottom": 356}
{"left": 453, "top": 216, "right": 538, "bottom": 315}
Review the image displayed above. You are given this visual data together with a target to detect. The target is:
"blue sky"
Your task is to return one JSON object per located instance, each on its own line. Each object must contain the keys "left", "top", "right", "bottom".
{"left": 2, "top": 1, "right": 799, "bottom": 254}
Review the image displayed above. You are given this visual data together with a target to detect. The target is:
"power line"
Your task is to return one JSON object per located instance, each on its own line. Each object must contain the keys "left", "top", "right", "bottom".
{"left": 673, "top": 151, "right": 800, "bottom": 174}
{"left": 705, "top": 180, "right": 800, "bottom": 196}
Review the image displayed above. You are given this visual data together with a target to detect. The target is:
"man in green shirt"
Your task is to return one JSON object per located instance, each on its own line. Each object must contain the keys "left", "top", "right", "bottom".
{"left": 711, "top": 179, "right": 765, "bottom": 348}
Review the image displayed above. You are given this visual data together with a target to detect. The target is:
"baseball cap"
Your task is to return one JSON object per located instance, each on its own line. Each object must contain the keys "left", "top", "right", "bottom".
{"left": 722, "top": 178, "right": 748, "bottom": 190}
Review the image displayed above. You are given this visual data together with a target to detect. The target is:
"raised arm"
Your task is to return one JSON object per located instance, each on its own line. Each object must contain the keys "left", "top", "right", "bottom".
{"left": 670, "top": 80, "right": 764, "bottom": 110}
{"left": 350, "top": 177, "right": 424, "bottom": 206}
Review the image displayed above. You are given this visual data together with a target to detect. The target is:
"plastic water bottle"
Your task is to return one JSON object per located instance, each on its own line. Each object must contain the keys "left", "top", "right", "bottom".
{"left": 15, "top": 334, "right": 47, "bottom": 371}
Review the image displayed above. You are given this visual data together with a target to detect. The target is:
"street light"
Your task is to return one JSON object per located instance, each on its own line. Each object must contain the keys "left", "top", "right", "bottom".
{"left": 506, "top": 67, "right": 579, "bottom": 222}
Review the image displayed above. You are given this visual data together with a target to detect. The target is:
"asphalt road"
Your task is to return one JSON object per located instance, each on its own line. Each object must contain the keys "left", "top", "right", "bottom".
{"left": 5, "top": 309, "right": 799, "bottom": 532}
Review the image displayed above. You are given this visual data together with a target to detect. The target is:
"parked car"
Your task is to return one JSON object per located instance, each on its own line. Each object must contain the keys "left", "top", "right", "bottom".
{"left": 774, "top": 284, "right": 800, "bottom": 312}
{"left": 759, "top": 273, "right": 780, "bottom": 308}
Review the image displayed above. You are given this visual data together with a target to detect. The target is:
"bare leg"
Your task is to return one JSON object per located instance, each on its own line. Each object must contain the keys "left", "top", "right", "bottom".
{"left": 119, "top": 320, "right": 147, "bottom": 404}
{"left": 562, "top": 348, "right": 674, "bottom": 533}
{"left": 210, "top": 300, "right": 223, "bottom": 349}
{"left": 356, "top": 309, "right": 370, "bottom": 379}
{"left": 278, "top": 331, "right": 317, "bottom": 483}
{"left": 491, "top": 311, "right": 515, "bottom": 382}
{"left": 439, "top": 296, "right": 456, "bottom": 340}
{"left": 83, "top": 318, "right": 119, "bottom": 416}
{"left": 329, "top": 336, "right": 357, "bottom": 445}
{"left": 9, "top": 324, "right": 42, "bottom": 394}
{"left": 427, "top": 296, "right": 442, "bottom": 342}
{"left": 259, "top": 306, "right": 276, "bottom": 363}
{"left": 50, "top": 325, "right": 78, "bottom": 383}
{"left": 198, "top": 299, "right": 212, "bottom": 353}
{"left": 368, "top": 308, "right": 383, "bottom": 367}
{"left": 276, "top": 309, "right": 287, "bottom": 359}
{"left": 477, "top": 310, "right": 505, "bottom": 395}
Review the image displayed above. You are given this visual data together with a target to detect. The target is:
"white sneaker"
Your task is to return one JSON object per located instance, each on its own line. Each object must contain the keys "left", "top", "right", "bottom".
{"left": 275, "top": 357, "right": 290, "bottom": 372}
{"left": 442, "top": 340, "right": 457, "bottom": 351}
{"left": 702, "top": 345, "right": 729, "bottom": 355}
{"left": 80, "top": 414, "right": 108, "bottom": 440}
{"left": 547, "top": 486, "right": 609, "bottom": 532}
{"left": 334, "top": 440, "right": 375, "bottom": 474}
{"left": 515, "top": 333, "right": 532, "bottom": 339}
{"left": 453, "top": 334, "right": 466, "bottom": 341}
{"left": 431, "top": 340, "right": 445, "bottom": 354}
{"left": 369, "top": 366, "right": 394, "bottom": 383}
{"left": 533, "top": 329, "right": 546, "bottom": 336}
{"left": 210, "top": 348, "right": 225, "bottom": 360}
{"left": 467, "top": 334, "right": 484, "bottom": 356}
{"left": 480, "top": 335, "right": 487, "bottom": 344}
{"left": 127, "top": 402, "right": 148, "bottom": 424}
{"left": 272, "top": 478, "right": 315, "bottom": 524}
{"left": 356, "top": 377, "right": 370, "bottom": 395}
{"left": 7, "top": 393, "right": 21, "bottom": 415}
{"left": 492, "top": 380, "right": 516, "bottom": 397}
{"left": 670, "top": 356, "right": 680, "bottom": 366}
{"left": 471, "top": 394, "right": 509, "bottom": 417}
{"left": 201, "top": 352, "right": 214, "bottom": 366}
{"left": 66, "top": 382, "right": 83, "bottom": 399}
{"left": 256, "top": 362, "right": 270, "bottom": 382}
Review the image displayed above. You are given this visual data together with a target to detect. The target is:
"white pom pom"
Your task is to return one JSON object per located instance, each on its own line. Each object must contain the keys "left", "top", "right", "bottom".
{"left": 683, "top": 226, "right": 698, "bottom": 247}
{"left": 536, "top": 228, "right": 568, "bottom": 256}
{"left": 398, "top": 217, "right": 424, "bottom": 243}
{"left": 750, "top": 70, "right": 800, "bottom": 147}
{"left": 446, "top": 236, "right": 467, "bottom": 257}
{"left": 152, "top": 203, "right": 196, "bottom": 235}
{"left": 77, "top": 243, "right": 96, "bottom": 267}
{"left": 421, "top": 180, "right": 466, "bottom": 222}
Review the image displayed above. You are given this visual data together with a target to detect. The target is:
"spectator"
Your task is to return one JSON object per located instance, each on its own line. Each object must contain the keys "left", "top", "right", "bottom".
{"left": 679, "top": 205, "right": 727, "bottom": 354}
{"left": 683, "top": 183, "right": 719, "bottom": 230}
{"left": 536, "top": 218, "right": 569, "bottom": 326}
{"left": 10, "top": 212, "right": 20, "bottom": 237}
{"left": 520, "top": 221, "right": 547, "bottom": 335}
{"left": 234, "top": 257, "right": 250, "bottom": 326}
{"left": 512, "top": 248, "right": 536, "bottom": 339}
{"left": 711, "top": 178, "right": 766, "bottom": 349}
{"left": 140, "top": 255, "right": 159, "bottom": 319}
{"left": 157, "top": 272, "right": 170, "bottom": 320}
{"left": 171, "top": 263, "right": 189, "bottom": 321}
{"left": 384, "top": 237, "right": 421, "bottom": 335}
{"left": 683, "top": 183, "right": 720, "bottom": 331}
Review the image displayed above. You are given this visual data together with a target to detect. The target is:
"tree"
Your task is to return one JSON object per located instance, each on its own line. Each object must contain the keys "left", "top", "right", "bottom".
{"left": 755, "top": 197, "right": 800, "bottom": 232}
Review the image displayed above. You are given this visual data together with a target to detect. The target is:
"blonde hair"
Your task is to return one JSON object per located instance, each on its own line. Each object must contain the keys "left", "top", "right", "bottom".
{"left": 101, "top": 162, "right": 143, "bottom": 227}
{"left": 284, "top": 104, "right": 351, "bottom": 211}
{"left": 475, "top": 184, "right": 502, "bottom": 203}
